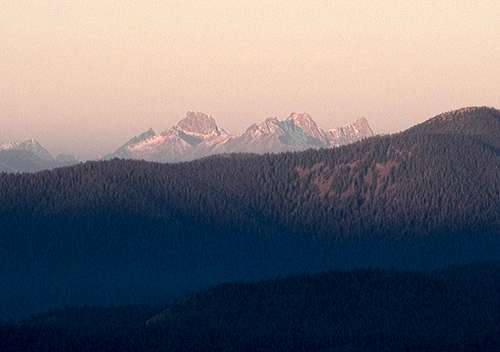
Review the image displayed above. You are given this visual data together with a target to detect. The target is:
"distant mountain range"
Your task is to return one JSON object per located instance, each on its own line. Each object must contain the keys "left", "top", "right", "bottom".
{"left": 1, "top": 106, "right": 499, "bottom": 318}
{"left": 0, "top": 139, "right": 78, "bottom": 173}
{"left": 105, "top": 112, "right": 374, "bottom": 162}
{"left": 0, "top": 112, "right": 373, "bottom": 172}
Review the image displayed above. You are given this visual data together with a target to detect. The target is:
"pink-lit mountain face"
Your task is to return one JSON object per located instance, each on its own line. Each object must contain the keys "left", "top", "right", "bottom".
{"left": 107, "top": 112, "right": 374, "bottom": 162}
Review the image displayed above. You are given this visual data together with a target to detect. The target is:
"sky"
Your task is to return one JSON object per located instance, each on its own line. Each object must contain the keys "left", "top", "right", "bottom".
{"left": 1, "top": 1, "right": 499, "bottom": 159}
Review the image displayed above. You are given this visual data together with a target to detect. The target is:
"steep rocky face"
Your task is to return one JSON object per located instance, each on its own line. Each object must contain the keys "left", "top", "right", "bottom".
{"left": 176, "top": 111, "right": 224, "bottom": 139}
{"left": 224, "top": 114, "right": 373, "bottom": 154}
{"left": 223, "top": 118, "right": 294, "bottom": 154}
{"left": 126, "top": 129, "right": 194, "bottom": 162}
{"left": 107, "top": 112, "right": 374, "bottom": 162}
{"left": 327, "top": 118, "right": 374, "bottom": 146}
{"left": 106, "top": 112, "right": 231, "bottom": 162}
{"left": 106, "top": 129, "right": 157, "bottom": 159}
{"left": 287, "top": 113, "right": 329, "bottom": 144}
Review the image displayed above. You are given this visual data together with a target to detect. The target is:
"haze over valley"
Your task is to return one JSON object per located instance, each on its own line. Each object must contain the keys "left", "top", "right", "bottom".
{"left": 1, "top": 2, "right": 499, "bottom": 351}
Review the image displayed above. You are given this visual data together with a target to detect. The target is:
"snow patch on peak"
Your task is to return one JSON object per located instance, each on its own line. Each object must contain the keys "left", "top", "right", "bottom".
{"left": 327, "top": 118, "right": 374, "bottom": 146}
{"left": 130, "top": 129, "right": 156, "bottom": 144}
{"left": 287, "top": 112, "right": 326, "bottom": 143}
{"left": 108, "top": 111, "right": 233, "bottom": 161}
{"left": 107, "top": 111, "right": 375, "bottom": 162}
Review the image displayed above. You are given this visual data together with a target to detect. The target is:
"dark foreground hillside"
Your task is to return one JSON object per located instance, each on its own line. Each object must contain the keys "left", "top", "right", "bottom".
{"left": 0, "top": 107, "right": 499, "bottom": 317}
{"left": 1, "top": 264, "right": 499, "bottom": 351}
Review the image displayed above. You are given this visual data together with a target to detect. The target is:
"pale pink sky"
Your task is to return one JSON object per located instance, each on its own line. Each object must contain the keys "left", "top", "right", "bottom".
{"left": 1, "top": 1, "right": 499, "bottom": 158}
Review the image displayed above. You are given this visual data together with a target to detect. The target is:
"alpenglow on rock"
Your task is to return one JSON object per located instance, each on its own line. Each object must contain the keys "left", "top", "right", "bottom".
{"left": 106, "top": 111, "right": 374, "bottom": 162}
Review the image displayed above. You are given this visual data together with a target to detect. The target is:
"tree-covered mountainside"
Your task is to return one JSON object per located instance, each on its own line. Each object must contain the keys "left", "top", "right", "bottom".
{"left": 2, "top": 264, "right": 499, "bottom": 351}
{"left": 406, "top": 106, "right": 500, "bottom": 148}
{"left": 0, "top": 106, "right": 499, "bottom": 317}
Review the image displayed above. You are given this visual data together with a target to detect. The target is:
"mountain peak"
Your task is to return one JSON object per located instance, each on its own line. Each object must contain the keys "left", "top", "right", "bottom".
{"left": 250, "top": 117, "right": 282, "bottom": 134}
{"left": 125, "top": 129, "right": 156, "bottom": 147}
{"left": 287, "top": 112, "right": 325, "bottom": 142}
{"left": 0, "top": 139, "right": 54, "bottom": 161}
{"left": 177, "top": 111, "right": 220, "bottom": 135}
{"left": 108, "top": 112, "right": 376, "bottom": 162}
{"left": 134, "top": 128, "right": 156, "bottom": 141}
{"left": 354, "top": 116, "right": 369, "bottom": 124}
{"left": 288, "top": 112, "right": 313, "bottom": 122}
{"left": 352, "top": 117, "right": 374, "bottom": 135}
{"left": 327, "top": 118, "right": 374, "bottom": 146}
{"left": 287, "top": 113, "right": 316, "bottom": 129}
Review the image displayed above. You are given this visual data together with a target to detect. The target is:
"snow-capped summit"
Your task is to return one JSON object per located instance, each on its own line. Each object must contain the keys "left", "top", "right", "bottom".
{"left": 287, "top": 113, "right": 328, "bottom": 144}
{"left": 176, "top": 112, "right": 226, "bottom": 139}
{"left": 327, "top": 117, "right": 374, "bottom": 146}
{"left": 107, "top": 112, "right": 374, "bottom": 162}
{"left": 172, "top": 111, "right": 231, "bottom": 150}
{"left": 107, "top": 111, "right": 232, "bottom": 162}
{"left": 243, "top": 117, "right": 285, "bottom": 140}
{"left": 106, "top": 129, "right": 157, "bottom": 159}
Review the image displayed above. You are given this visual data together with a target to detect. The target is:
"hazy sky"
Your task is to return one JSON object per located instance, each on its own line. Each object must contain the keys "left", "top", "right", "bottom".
{"left": 1, "top": 1, "right": 499, "bottom": 158}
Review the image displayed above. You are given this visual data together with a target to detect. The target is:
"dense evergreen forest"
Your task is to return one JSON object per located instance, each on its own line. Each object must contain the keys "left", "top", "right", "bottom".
{"left": 1, "top": 263, "right": 499, "bottom": 351}
{"left": 0, "top": 107, "right": 499, "bottom": 318}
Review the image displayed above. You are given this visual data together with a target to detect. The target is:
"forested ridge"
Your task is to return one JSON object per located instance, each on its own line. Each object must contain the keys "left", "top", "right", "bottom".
{"left": 0, "top": 106, "right": 499, "bottom": 317}
{"left": 405, "top": 106, "right": 500, "bottom": 148}
{"left": 1, "top": 264, "right": 499, "bottom": 351}
{"left": 2, "top": 118, "right": 499, "bottom": 239}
